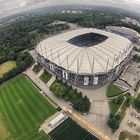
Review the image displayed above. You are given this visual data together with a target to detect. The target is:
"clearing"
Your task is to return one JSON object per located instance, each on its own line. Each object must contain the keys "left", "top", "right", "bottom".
{"left": 0, "top": 61, "right": 17, "bottom": 77}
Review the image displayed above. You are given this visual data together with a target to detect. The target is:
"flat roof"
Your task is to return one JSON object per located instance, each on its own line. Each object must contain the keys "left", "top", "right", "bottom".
{"left": 49, "top": 113, "right": 65, "bottom": 127}
{"left": 36, "top": 28, "right": 132, "bottom": 74}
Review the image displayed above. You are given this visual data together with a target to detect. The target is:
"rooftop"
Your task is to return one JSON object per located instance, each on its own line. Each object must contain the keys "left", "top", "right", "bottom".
{"left": 36, "top": 28, "right": 132, "bottom": 74}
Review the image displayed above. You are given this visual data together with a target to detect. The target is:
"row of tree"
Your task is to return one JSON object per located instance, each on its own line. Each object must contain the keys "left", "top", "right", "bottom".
{"left": 50, "top": 80, "right": 91, "bottom": 113}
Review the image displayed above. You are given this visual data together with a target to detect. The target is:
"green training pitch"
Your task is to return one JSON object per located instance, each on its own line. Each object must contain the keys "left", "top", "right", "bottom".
{"left": 49, "top": 117, "right": 99, "bottom": 140}
{"left": 0, "top": 75, "right": 56, "bottom": 140}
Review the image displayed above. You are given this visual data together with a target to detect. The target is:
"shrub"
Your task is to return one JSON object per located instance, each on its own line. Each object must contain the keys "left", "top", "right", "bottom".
{"left": 108, "top": 117, "right": 119, "bottom": 130}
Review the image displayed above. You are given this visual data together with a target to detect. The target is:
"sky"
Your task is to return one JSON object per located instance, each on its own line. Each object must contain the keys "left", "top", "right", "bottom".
{"left": 0, "top": 0, "right": 140, "bottom": 18}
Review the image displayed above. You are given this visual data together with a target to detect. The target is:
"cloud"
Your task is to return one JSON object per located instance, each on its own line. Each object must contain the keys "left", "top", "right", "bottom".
{"left": 0, "top": 0, "right": 140, "bottom": 18}
{"left": 19, "top": 0, "right": 27, "bottom": 7}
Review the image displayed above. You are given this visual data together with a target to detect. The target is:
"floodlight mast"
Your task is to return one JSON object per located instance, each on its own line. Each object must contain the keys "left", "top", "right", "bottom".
{"left": 106, "top": 58, "right": 109, "bottom": 72}
{"left": 92, "top": 58, "right": 94, "bottom": 75}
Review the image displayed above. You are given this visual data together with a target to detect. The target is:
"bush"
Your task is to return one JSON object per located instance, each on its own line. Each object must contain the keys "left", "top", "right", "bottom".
{"left": 57, "top": 107, "right": 62, "bottom": 111}
{"left": 108, "top": 117, "right": 119, "bottom": 130}
{"left": 133, "top": 54, "right": 140, "bottom": 63}
{"left": 33, "top": 63, "right": 42, "bottom": 73}
{"left": 133, "top": 94, "right": 140, "bottom": 113}
{"left": 50, "top": 82, "right": 67, "bottom": 97}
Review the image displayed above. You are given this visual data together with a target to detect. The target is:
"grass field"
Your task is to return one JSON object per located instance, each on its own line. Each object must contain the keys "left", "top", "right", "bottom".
{"left": 0, "top": 61, "right": 17, "bottom": 77}
{"left": 107, "top": 85, "right": 123, "bottom": 97}
{"left": 119, "top": 131, "right": 140, "bottom": 140}
{"left": 0, "top": 75, "right": 56, "bottom": 140}
{"left": 49, "top": 117, "right": 99, "bottom": 140}
{"left": 40, "top": 70, "right": 52, "bottom": 84}
{"left": 119, "top": 131, "right": 127, "bottom": 140}
{"left": 109, "top": 96, "right": 125, "bottom": 116}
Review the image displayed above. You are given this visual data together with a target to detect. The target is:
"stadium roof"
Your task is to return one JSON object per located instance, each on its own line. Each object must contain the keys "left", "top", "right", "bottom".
{"left": 36, "top": 28, "right": 132, "bottom": 75}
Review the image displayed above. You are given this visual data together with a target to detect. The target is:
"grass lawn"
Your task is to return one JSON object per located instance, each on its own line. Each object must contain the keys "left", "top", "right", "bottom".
{"left": 109, "top": 101, "right": 122, "bottom": 116}
{"left": 107, "top": 85, "right": 123, "bottom": 97}
{"left": 117, "top": 96, "right": 129, "bottom": 121}
{"left": 40, "top": 70, "right": 52, "bottom": 84}
{"left": 0, "top": 61, "right": 17, "bottom": 77}
{"left": 119, "top": 131, "right": 140, "bottom": 140}
{"left": 119, "top": 131, "right": 127, "bottom": 140}
{"left": 0, "top": 74, "right": 56, "bottom": 140}
{"left": 109, "top": 96, "right": 124, "bottom": 116}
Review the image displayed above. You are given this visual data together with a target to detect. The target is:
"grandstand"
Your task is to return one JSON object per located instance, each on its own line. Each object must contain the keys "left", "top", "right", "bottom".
{"left": 36, "top": 28, "right": 133, "bottom": 88}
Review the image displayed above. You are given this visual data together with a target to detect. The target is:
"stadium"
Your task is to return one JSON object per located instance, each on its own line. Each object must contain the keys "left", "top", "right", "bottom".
{"left": 36, "top": 28, "right": 133, "bottom": 88}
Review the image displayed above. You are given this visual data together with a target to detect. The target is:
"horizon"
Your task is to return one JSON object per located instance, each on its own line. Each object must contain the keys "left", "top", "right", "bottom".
{"left": 0, "top": 0, "right": 140, "bottom": 19}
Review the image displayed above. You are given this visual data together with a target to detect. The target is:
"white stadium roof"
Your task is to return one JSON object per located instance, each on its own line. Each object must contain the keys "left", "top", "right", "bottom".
{"left": 36, "top": 28, "right": 132, "bottom": 75}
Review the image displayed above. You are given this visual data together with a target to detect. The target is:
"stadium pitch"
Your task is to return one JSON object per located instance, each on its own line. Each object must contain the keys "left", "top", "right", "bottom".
{"left": 49, "top": 117, "right": 99, "bottom": 140}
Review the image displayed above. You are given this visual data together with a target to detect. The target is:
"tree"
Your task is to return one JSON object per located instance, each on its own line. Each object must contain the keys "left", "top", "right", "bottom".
{"left": 126, "top": 96, "right": 133, "bottom": 107}
{"left": 133, "top": 96, "right": 140, "bottom": 112}
{"left": 108, "top": 117, "right": 119, "bottom": 130}
{"left": 50, "top": 82, "right": 66, "bottom": 97}
{"left": 117, "top": 95, "right": 124, "bottom": 104}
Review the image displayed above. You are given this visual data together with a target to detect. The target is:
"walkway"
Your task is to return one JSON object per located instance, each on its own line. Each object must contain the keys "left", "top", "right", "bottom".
{"left": 37, "top": 69, "right": 44, "bottom": 77}
{"left": 75, "top": 85, "right": 112, "bottom": 137}
{"left": 47, "top": 76, "right": 56, "bottom": 87}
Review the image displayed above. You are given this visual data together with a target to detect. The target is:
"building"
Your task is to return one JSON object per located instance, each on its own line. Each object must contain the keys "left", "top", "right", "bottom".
{"left": 49, "top": 113, "right": 66, "bottom": 127}
{"left": 106, "top": 26, "right": 139, "bottom": 42}
{"left": 121, "top": 17, "right": 140, "bottom": 27}
{"left": 36, "top": 28, "right": 133, "bottom": 88}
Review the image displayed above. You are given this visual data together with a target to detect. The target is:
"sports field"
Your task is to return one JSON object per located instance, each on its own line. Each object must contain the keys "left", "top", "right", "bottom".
{"left": 0, "top": 75, "right": 56, "bottom": 140}
{"left": 0, "top": 61, "right": 17, "bottom": 77}
{"left": 49, "top": 117, "right": 99, "bottom": 140}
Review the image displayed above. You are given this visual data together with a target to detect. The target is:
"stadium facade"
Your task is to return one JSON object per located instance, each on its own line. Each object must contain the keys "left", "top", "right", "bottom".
{"left": 36, "top": 28, "right": 133, "bottom": 88}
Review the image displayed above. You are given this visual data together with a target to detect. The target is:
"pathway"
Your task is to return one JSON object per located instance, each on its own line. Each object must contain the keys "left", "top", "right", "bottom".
{"left": 47, "top": 76, "right": 56, "bottom": 87}
{"left": 37, "top": 69, "right": 44, "bottom": 77}
{"left": 115, "top": 96, "right": 126, "bottom": 116}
